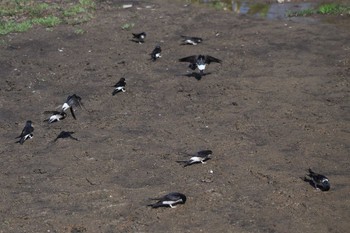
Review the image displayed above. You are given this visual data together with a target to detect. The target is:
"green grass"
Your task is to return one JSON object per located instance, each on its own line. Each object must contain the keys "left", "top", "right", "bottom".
{"left": 74, "top": 28, "right": 86, "bottom": 35}
{"left": 0, "top": 20, "right": 32, "bottom": 35}
{"left": 121, "top": 22, "right": 135, "bottom": 30}
{"left": 31, "top": 16, "right": 61, "bottom": 27}
{"left": 287, "top": 3, "right": 350, "bottom": 17}
{"left": 0, "top": 0, "right": 96, "bottom": 35}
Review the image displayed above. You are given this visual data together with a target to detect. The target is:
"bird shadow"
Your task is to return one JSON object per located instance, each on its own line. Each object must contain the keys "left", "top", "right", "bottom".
{"left": 183, "top": 72, "right": 211, "bottom": 81}
{"left": 54, "top": 131, "right": 79, "bottom": 142}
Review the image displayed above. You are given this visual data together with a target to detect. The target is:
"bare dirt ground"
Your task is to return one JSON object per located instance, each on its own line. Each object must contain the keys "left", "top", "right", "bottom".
{"left": 0, "top": 0, "right": 349, "bottom": 232}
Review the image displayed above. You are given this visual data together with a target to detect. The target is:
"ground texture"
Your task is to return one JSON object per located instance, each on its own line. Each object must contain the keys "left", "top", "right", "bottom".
{"left": 0, "top": 0, "right": 349, "bottom": 232}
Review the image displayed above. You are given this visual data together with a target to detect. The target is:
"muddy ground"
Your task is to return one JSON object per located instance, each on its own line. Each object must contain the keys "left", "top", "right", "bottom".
{"left": 0, "top": 0, "right": 349, "bottom": 232}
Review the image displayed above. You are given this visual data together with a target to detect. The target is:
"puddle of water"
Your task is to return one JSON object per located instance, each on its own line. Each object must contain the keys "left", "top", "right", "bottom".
{"left": 191, "top": 0, "right": 318, "bottom": 20}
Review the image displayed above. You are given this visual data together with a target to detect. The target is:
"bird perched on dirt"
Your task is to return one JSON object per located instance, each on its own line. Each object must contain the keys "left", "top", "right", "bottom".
{"left": 16, "top": 120, "right": 34, "bottom": 145}
{"left": 44, "top": 111, "right": 67, "bottom": 124}
{"left": 148, "top": 192, "right": 187, "bottom": 208}
{"left": 179, "top": 55, "right": 221, "bottom": 75}
{"left": 132, "top": 32, "right": 146, "bottom": 43}
{"left": 177, "top": 150, "right": 212, "bottom": 167}
{"left": 304, "top": 168, "right": 330, "bottom": 191}
{"left": 61, "top": 94, "right": 83, "bottom": 120}
{"left": 112, "top": 78, "right": 126, "bottom": 95}
{"left": 181, "top": 35, "right": 203, "bottom": 45}
{"left": 150, "top": 45, "right": 161, "bottom": 61}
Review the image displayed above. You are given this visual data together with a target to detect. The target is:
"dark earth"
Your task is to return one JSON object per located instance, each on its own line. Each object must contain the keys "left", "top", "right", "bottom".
{"left": 0, "top": 0, "right": 349, "bottom": 232}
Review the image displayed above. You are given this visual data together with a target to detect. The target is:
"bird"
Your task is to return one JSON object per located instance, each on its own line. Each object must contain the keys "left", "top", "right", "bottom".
{"left": 44, "top": 111, "right": 67, "bottom": 123}
{"left": 179, "top": 55, "right": 221, "bottom": 75}
{"left": 61, "top": 94, "right": 83, "bottom": 120}
{"left": 181, "top": 35, "right": 203, "bottom": 45}
{"left": 177, "top": 150, "right": 212, "bottom": 167}
{"left": 112, "top": 78, "right": 126, "bottom": 95}
{"left": 15, "top": 120, "right": 34, "bottom": 144}
{"left": 148, "top": 192, "right": 187, "bottom": 208}
{"left": 304, "top": 168, "right": 330, "bottom": 191}
{"left": 132, "top": 32, "right": 146, "bottom": 43}
{"left": 150, "top": 45, "right": 161, "bottom": 61}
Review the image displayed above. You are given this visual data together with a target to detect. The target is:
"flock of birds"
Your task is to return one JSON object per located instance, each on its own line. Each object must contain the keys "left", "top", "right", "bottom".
{"left": 14, "top": 32, "right": 330, "bottom": 209}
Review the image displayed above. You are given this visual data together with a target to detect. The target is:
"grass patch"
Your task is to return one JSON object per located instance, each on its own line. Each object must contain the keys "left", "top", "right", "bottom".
{"left": 74, "top": 28, "right": 85, "bottom": 35}
{"left": 287, "top": 3, "right": 350, "bottom": 17}
{"left": 0, "top": 20, "right": 32, "bottom": 35}
{"left": 0, "top": 0, "right": 96, "bottom": 35}
{"left": 121, "top": 22, "right": 135, "bottom": 30}
{"left": 31, "top": 16, "right": 61, "bottom": 27}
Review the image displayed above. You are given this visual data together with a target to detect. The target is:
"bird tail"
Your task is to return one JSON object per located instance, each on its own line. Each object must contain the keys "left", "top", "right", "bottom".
{"left": 19, "top": 137, "right": 25, "bottom": 145}
{"left": 147, "top": 203, "right": 162, "bottom": 208}
{"left": 177, "top": 160, "right": 191, "bottom": 167}
{"left": 308, "top": 168, "right": 315, "bottom": 175}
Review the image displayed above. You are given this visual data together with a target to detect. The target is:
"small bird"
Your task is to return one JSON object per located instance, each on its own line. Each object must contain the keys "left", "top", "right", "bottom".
{"left": 61, "top": 94, "right": 83, "bottom": 120}
{"left": 54, "top": 131, "right": 79, "bottom": 142}
{"left": 181, "top": 35, "right": 203, "bottom": 45}
{"left": 112, "top": 78, "right": 126, "bottom": 95}
{"left": 132, "top": 32, "right": 146, "bottom": 43}
{"left": 179, "top": 55, "right": 221, "bottom": 75}
{"left": 16, "top": 120, "right": 34, "bottom": 145}
{"left": 304, "top": 168, "right": 330, "bottom": 191}
{"left": 177, "top": 150, "right": 212, "bottom": 167}
{"left": 44, "top": 111, "right": 67, "bottom": 124}
{"left": 148, "top": 192, "right": 187, "bottom": 208}
{"left": 150, "top": 45, "right": 161, "bottom": 61}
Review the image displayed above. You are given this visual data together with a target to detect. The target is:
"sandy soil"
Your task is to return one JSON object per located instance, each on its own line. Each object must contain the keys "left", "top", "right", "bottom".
{"left": 0, "top": 0, "right": 349, "bottom": 232}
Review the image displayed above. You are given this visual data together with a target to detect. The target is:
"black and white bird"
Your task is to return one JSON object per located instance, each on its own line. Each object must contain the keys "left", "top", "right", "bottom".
{"left": 148, "top": 192, "right": 187, "bottom": 208}
{"left": 16, "top": 120, "right": 34, "bottom": 145}
{"left": 304, "top": 168, "right": 330, "bottom": 191}
{"left": 61, "top": 94, "right": 83, "bottom": 120}
{"left": 132, "top": 32, "right": 146, "bottom": 43}
{"left": 179, "top": 55, "right": 222, "bottom": 75}
{"left": 44, "top": 111, "right": 67, "bottom": 124}
{"left": 181, "top": 35, "right": 203, "bottom": 45}
{"left": 150, "top": 45, "right": 161, "bottom": 61}
{"left": 177, "top": 150, "right": 212, "bottom": 167}
{"left": 112, "top": 78, "right": 126, "bottom": 95}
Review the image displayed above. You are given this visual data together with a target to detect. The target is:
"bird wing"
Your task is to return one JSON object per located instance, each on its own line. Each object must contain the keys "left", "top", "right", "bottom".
{"left": 181, "top": 35, "right": 201, "bottom": 40}
{"left": 197, "top": 150, "right": 213, "bottom": 157}
{"left": 206, "top": 55, "right": 222, "bottom": 64}
{"left": 44, "top": 110, "right": 61, "bottom": 115}
{"left": 70, "top": 107, "right": 77, "bottom": 120}
{"left": 164, "top": 193, "right": 185, "bottom": 202}
{"left": 114, "top": 81, "right": 122, "bottom": 87}
{"left": 179, "top": 55, "right": 197, "bottom": 63}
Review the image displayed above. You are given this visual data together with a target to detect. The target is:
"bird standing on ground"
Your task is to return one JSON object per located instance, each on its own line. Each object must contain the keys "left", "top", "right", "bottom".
{"left": 177, "top": 150, "right": 213, "bottom": 167}
{"left": 181, "top": 35, "right": 203, "bottom": 45}
{"left": 148, "top": 192, "right": 187, "bottom": 208}
{"left": 112, "top": 78, "right": 126, "bottom": 95}
{"left": 132, "top": 32, "right": 146, "bottom": 43}
{"left": 151, "top": 45, "right": 161, "bottom": 61}
{"left": 44, "top": 111, "right": 67, "bottom": 123}
{"left": 304, "top": 168, "right": 330, "bottom": 191}
{"left": 16, "top": 120, "right": 34, "bottom": 144}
